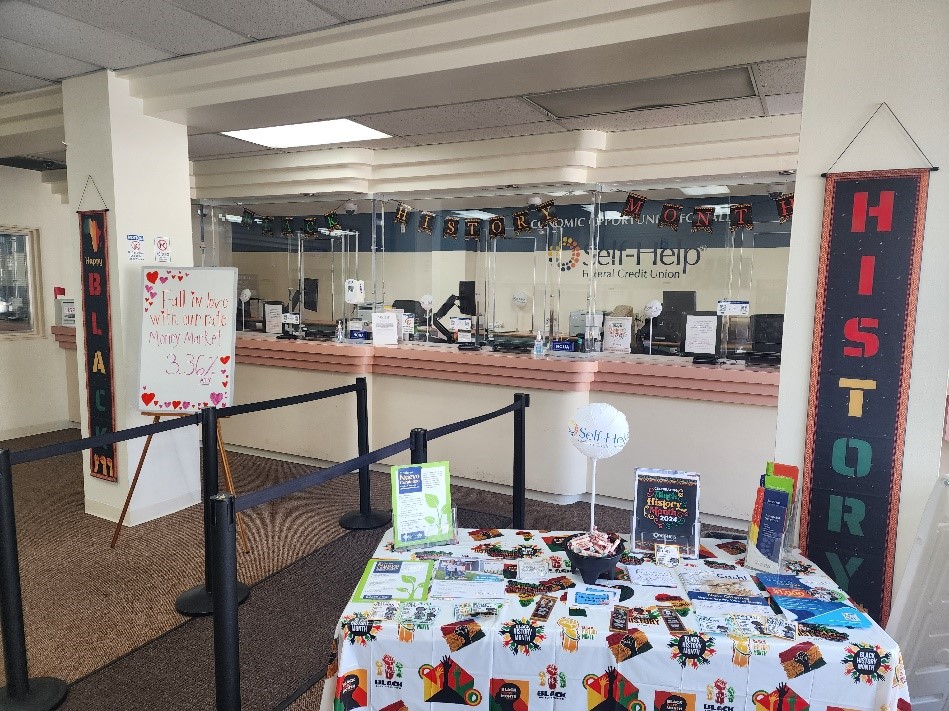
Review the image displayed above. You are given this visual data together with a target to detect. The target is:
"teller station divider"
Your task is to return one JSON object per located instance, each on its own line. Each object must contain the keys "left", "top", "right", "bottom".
{"left": 0, "top": 378, "right": 529, "bottom": 711}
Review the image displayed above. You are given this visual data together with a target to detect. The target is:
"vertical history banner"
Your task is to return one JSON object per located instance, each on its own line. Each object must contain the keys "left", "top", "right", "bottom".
{"left": 78, "top": 210, "right": 117, "bottom": 482}
{"left": 801, "top": 169, "right": 929, "bottom": 623}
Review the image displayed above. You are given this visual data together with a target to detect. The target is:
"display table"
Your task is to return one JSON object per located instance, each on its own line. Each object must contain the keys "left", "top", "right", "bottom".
{"left": 325, "top": 529, "right": 909, "bottom": 711}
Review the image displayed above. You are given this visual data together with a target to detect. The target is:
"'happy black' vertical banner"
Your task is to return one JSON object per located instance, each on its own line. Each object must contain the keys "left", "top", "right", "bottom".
{"left": 78, "top": 210, "right": 117, "bottom": 482}
{"left": 801, "top": 169, "right": 929, "bottom": 624}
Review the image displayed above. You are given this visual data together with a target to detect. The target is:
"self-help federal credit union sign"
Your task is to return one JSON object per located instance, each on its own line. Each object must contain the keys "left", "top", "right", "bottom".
{"left": 801, "top": 169, "right": 930, "bottom": 624}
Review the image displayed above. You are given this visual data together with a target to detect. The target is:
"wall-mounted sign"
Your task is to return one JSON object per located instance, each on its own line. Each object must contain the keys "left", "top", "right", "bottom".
{"left": 78, "top": 210, "right": 117, "bottom": 482}
{"left": 801, "top": 168, "right": 930, "bottom": 624}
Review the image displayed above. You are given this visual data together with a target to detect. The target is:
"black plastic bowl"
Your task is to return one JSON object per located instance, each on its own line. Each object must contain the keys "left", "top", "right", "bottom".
{"left": 564, "top": 533, "right": 626, "bottom": 585}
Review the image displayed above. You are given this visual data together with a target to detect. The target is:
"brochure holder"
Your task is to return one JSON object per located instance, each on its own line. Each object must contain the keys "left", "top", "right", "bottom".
{"left": 390, "top": 462, "right": 458, "bottom": 551}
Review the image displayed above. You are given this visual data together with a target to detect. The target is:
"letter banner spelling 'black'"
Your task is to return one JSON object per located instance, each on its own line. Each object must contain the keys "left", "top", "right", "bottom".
{"left": 800, "top": 168, "right": 929, "bottom": 625}
{"left": 78, "top": 210, "right": 118, "bottom": 482}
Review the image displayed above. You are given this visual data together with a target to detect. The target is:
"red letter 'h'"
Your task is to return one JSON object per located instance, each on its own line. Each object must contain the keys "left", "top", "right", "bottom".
{"left": 851, "top": 191, "right": 894, "bottom": 232}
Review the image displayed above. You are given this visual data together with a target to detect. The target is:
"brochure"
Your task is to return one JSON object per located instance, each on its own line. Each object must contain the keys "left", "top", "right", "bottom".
{"left": 429, "top": 559, "right": 506, "bottom": 599}
{"left": 686, "top": 590, "right": 774, "bottom": 616}
{"left": 754, "top": 572, "right": 872, "bottom": 628}
{"left": 352, "top": 559, "right": 434, "bottom": 602}
{"left": 631, "top": 468, "right": 701, "bottom": 557}
{"left": 390, "top": 462, "right": 454, "bottom": 550}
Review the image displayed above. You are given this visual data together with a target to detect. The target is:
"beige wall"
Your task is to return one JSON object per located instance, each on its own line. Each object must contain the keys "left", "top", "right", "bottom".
{"left": 0, "top": 165, "right": 77, "bottom": 438}
{"left": 775, "top": 0, "right": 949, "bottom": 599}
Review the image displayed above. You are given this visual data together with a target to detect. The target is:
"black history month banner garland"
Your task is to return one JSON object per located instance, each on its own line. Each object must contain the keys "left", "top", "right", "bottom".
{"left": 78, "top": 210, "right": 118, "bottom": 482}
{"left": 800, "top": 168, "right": 929, "bottom": 625}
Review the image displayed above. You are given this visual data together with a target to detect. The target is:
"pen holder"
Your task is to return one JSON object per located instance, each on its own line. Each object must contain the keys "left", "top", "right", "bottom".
{"left": 564, "top": 533, "right": 625, "bottom": 585}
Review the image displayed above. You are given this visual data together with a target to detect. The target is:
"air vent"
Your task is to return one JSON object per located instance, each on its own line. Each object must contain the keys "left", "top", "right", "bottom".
{"left": 525, "top": 67, "right": 756, "bottom": 119}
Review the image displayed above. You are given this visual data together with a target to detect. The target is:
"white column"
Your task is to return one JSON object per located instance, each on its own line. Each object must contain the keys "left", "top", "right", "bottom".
{"left": 63, "top": 70, "right": 200, "bottom": 525}
{"left": 775, "top": 0, "right": 949, "bottom": 593}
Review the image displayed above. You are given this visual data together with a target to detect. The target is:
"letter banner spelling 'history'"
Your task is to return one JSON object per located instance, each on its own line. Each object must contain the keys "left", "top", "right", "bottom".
{"left": 78, "top": 210, "right": 118, "bottom": 482}
{"left": 800, "top": 168, "right": 929, "bottom": 625}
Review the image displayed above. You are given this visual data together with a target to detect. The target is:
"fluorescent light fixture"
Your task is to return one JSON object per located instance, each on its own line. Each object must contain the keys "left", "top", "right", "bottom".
{"left": 680, "top": 185, "right": 730, "bottom": 196}
{"left": 452, "top": 210, "right": 498, "bottom": 219}
{"left": 223, "top": 119, "right": 390, "bottom": 148}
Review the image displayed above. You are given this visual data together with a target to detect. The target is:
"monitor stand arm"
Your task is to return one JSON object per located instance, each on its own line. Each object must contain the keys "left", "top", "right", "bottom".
{"left": 431, "top": 294, "right": 458, "bottom": 343}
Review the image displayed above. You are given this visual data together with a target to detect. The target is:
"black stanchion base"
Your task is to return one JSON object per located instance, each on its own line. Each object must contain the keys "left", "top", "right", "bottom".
{"left": 339, "top": 509, "right": 392, "bottom": 530}
{"left": 0, "top": 677, "right": 68, "bottom": 711}
{"left": 174, "top": 581, "right": 250, "bottom": 617}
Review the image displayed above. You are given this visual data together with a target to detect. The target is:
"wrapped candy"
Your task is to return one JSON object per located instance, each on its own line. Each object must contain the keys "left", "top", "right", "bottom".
{"left": 567, "top": 527, "right": 622, "bottom": 557}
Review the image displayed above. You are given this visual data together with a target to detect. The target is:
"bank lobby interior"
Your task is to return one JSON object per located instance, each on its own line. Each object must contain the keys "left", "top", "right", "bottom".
{"left": 0, "top": 1, "right": 946, "bottom": 709}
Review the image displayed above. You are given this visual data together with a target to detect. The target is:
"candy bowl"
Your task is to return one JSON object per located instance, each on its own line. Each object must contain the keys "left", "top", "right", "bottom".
{"left": 564, "top": 531, "right": 626, "bottom": 585}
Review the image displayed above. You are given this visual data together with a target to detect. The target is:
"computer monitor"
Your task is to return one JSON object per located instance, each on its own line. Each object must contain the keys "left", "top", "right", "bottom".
{"left": 459, "top": 281, "right": 477, "bottom": 316}
{"left": 391, "top": 299, "right": 428, "bottom": 323}
{"left": 751, "top": 314, "right": 784, "bottom": 354}
{"left": 662, "top": 290, "right": 697, "bottom": 345}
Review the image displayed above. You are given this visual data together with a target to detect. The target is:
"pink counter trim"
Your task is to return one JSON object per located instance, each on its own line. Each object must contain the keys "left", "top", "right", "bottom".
{"left": 51, "top": 327, "right": 780, "bottom": 403}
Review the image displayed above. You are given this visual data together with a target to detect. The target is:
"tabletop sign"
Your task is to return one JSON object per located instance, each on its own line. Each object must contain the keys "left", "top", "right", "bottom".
{"left": 631, "top": 468, "right": 700, "bottom": 557}
{"left": 138, "top": 267, "right": 237, "bottom": 413}
{"left": 391, "top": 462, "right": 454, "bottom": 550}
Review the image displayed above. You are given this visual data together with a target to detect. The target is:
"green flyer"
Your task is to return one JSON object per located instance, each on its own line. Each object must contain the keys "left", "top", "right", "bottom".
{"left": 391, "top": 461, "right": 454, "bottom": 550}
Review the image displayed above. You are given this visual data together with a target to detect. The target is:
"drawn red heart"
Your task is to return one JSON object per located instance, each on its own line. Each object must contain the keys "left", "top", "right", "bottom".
{"left": 146, "top": 271, "right": 159, "bottom": 284}
{"left": 220, "top": 356, "right": 231, "bottom": 364}
{"left": 222, "top": 381, "right": 228, "bottom": 388}
{"left": 141, "top": 392, "right": 155, "bottom": 406}
{"left": 172, "top": 401, "right": 181, "bottom": 409}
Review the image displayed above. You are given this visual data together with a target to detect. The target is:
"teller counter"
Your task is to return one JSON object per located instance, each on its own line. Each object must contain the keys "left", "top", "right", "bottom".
{"left": 52, "top": 328, "right": 780, "bottom": 524}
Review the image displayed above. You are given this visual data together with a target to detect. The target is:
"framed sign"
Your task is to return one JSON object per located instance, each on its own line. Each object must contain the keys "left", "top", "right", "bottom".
{"left": 631, "top": 468, "right": 700, "bottom": 557}
{"left": 801, "top": 168, "right": 929, "bottom": 624}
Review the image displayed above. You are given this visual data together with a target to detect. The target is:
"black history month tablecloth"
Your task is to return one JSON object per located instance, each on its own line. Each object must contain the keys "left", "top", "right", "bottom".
{"left": 327, "top": 530, "right": 909, "bottom": 711}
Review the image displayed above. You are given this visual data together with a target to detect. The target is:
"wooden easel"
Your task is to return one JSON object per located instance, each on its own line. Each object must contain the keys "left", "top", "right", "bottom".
{"left": 110, "top": 412, "right": 249, "bottom": 552}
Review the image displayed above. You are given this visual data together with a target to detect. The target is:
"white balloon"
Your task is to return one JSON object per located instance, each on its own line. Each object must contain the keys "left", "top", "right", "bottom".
{"left": 420, "top": 294, "right": 434, "bottom": 311}
{"left": 567, "top": 403, "right": 629, "bottom": 460}
{"left": 643, "top": 300, "right": 662, "bottom": 319}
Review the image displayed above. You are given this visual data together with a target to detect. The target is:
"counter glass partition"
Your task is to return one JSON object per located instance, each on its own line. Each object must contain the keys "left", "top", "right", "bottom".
{"left": 192, "top": 182, "right": 791, "bottom": 358}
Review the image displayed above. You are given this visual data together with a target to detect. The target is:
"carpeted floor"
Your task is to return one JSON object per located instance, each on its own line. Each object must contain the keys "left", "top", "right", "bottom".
{"left": 0, "top": 427, "right": 732, "bottom": 709}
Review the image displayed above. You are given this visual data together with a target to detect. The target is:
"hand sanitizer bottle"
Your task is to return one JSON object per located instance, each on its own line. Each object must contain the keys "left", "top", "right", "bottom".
{"left": 532, "top": 331, "right": 544, "bottom": 358}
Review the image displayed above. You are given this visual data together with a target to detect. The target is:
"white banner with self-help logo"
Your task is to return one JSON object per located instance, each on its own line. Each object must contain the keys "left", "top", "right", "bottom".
{"left": 138, "top": 267, "right": 237, "bottom": 414}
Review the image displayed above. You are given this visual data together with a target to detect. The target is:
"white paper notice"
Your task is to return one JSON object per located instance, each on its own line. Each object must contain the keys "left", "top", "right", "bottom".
{"left": 263, "top": 303, "right": 283, "bottom": 334}
{"left": 371, "top": 312, "right": 400, "bottom": 345}
{"left": 154, "top": 236, "right": 171, "bottom": 263}
{"left": 602, "top": 316, "right": 633, "bottom": 352}
{"left": 126, "top": 234, "right": 144, "bottom": 262}
{"left": 684, "top": 314, "right": 717, "bottom": 354}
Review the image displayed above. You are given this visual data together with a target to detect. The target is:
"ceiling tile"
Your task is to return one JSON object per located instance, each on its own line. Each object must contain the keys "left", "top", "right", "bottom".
{"left": 558, "top": 97, "right": 764, "bottom": 131}
{"left": 0, "top": 2, "right": 172, "bottom": 68}
{"left": 408, "top": 121, "right": 568, "bottom": 146}
{"left": 763, "top": 92, "right": 803, "bottom": 116}
{"left": 188, "top": 133, "right": 268, "bottom": 158}
{"left": 355, "top": 98, "right": 550, "bottom": 137}
{"left": 310, "top": 0, "right": 447, "bottom": 22}
{"left": 0, "top": 67, "right": 52, "bottom": 93}
{"left": 753, "top": 57, "right": 806, "bottom": 96}
{"left": 23, "top": 0, "right": 250, "bottom": 55}
{"left": 165, "top": 0, "right": 339, "bottom": 41}
{"left": 0, "top": 37, "right": 98, "bottom": 80}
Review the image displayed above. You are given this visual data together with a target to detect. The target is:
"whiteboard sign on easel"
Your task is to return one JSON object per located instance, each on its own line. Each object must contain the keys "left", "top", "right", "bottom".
{"left": 139, "top": 267, "right": 237, "bottom": 413}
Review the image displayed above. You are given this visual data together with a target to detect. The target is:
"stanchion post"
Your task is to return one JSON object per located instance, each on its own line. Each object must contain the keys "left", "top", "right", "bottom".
{"left": 176, "top": 408, "right": 249, "bottom": 616}
{"left": 339, "top": 378, "right": 391, "bottom": 530}
{"left": 410, "top": 428, "right": 428, "bottom": 465}
{"left": 0, "top": 449, "right": 67, "bottom": 710}
{"left": 512, "top": 394, "right": 529, "bottom": 529}
{"left": 211, "top": 494, "right": 241, "bottom": 711}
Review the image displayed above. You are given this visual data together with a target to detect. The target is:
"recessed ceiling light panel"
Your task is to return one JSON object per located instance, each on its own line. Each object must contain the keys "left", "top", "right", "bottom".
{"left": 223, "top": 119, "right": 390, "bottom": 148}
{"left": 680, "top": 185, "right": 730, "bottom": 196}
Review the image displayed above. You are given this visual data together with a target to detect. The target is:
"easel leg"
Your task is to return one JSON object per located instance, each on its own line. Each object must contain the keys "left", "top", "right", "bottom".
{"left": 217, "top": 421, "right": 250, "bottom": 554}
{"left": 111, "top": 415, "right": 160, "bottom": 549}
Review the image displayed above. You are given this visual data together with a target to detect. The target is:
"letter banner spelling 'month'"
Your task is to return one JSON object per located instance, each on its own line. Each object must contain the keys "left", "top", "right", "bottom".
{"left": 801, "top": 169, "right": 929, "bottom": 625}
{"left": 78, "top": 210, "right": 118, "bottom": 482}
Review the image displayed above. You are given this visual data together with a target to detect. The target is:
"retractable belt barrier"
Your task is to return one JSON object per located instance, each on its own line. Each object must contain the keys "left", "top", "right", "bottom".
{"left": 211, "top": 391, "right": 530, "bottom": 710}
{"left": 0, "top": 379, "right": 368, "bottom": 711}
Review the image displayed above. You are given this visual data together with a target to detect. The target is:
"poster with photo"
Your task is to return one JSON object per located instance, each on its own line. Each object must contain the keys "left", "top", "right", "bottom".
{"left": 631, "top": 468, "right": 700, "bottom": 557}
